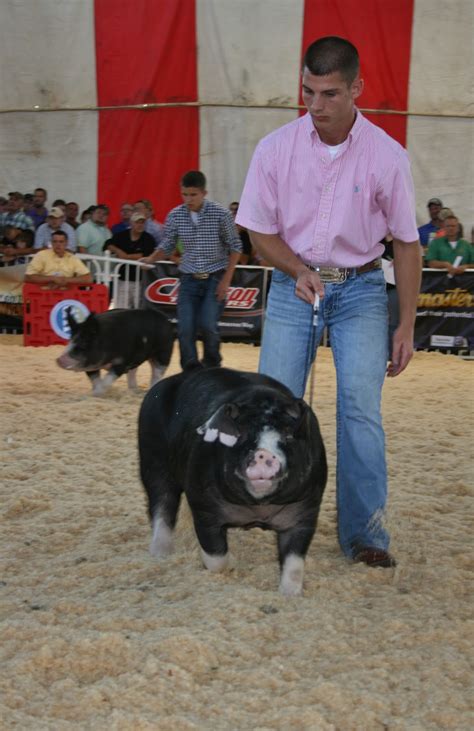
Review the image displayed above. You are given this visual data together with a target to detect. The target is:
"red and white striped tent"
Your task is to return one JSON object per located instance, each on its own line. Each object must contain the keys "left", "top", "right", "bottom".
{"left": 1, "top": 0, "right": 472, "bottom": 232}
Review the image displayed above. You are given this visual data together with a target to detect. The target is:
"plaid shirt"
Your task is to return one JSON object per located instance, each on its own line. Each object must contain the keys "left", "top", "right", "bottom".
{"left": 161, "top": 200, "right": 242, "bottom": 273}
{"left": 0, "top": 210, "right": 35, "bottom": 232}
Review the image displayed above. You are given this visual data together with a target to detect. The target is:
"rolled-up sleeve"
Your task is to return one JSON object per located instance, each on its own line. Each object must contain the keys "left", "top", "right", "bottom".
{"left": 376, "top": 150, "right": 419, "bottom": 243}
{"left": 160, "top": 211, "right": 179, "bottom": 255}
{"left": 221, "top": 210, "right": 242, "bottom": 253}
{"left": 236, "top": 141, "right": 280, "bottom": 235}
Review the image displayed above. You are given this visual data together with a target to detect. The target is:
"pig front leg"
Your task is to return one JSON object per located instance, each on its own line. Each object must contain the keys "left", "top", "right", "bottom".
{"left": 192, "top": 515, "right": 234, "bottom": 572}
{"left": 126, "top": 368, "right": 138, "bottom": 390}
{"left": 277, "top": 522, "right": 316, "bottom": 597}
{"left": 86, "top": 370, "right": 102, "bottom": 395}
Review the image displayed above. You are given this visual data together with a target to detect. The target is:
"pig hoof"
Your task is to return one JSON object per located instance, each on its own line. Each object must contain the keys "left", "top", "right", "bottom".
{"left": 201, "top": 550, "right": 235, "bottom": 572}
{"left": 149, "top": 518, "right": 174, "bottom": 558}
{"left": 279, "top": 554, "right": 304, "bottom": 597}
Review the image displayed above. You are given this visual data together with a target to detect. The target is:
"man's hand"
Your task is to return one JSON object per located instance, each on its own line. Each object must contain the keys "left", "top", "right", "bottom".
{"left": 295, "top": 269, "right": 325, "bottom": 305}
{"left": 387, "top": 323, "right": 414, "bottom": 377}
{"left": 216, "top": 275, "right": 231, "bottom": 302}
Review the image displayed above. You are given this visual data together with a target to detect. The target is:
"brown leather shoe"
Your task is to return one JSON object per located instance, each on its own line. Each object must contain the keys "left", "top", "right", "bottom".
{"left": 352, "top": 546, "right": 397, "bottom": 568}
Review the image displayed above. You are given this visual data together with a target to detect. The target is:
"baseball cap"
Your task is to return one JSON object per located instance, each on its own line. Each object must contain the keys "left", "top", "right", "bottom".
{"left": 48, "top": 206, "right": 65, "bottom": 218}
{"left": 130, "top": 212, "right": 146, "bottom": 222}
{"left": 427, "top": 197, "right": 442, "bottom": 207}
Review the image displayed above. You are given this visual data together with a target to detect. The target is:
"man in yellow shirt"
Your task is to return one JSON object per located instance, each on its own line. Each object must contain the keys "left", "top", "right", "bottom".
{"left": 25, "top": 230, "right": 93, "bottom": 288}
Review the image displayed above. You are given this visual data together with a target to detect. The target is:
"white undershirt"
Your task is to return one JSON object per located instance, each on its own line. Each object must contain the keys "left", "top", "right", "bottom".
{"left": 449, "top": 240, "right": 458, "bottom": 249}
{"left": 190, "top": 211, "right": 199, "bottom": 224}
{"left": 324, "top": 142, "right": 346, "bottom": 159}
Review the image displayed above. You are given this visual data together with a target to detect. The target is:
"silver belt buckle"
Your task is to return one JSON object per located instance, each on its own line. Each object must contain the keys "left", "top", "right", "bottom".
{"left": 192, "top": 272, "right": 210, "bottom": 280}
{"left": 316, "top": 266, "right": 348, "bottom": 283}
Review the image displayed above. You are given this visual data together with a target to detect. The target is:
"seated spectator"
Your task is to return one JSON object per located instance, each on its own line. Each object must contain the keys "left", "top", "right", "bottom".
{"left": 133, "top": 199, "right": 163, "bottom": 247}
{"left": 229, "top": 201, "right": 254, "bottom": 264}
{"left": 0, "top": 192, "right": 34, "bottom": 232}
{"left": 433, "top": 207, "right": 464, "bottom": 240}
{"left": 65, "top": 201, "right": 80, "bottom": 229}
{"left": 52, "top": 198, "right": 67, "bottom": 209}
{"left": 425, "top": 216, "right": 474, "bottom": 275}
{"left": 80, "top": 205, "right": 96, "bottom": 223}
{"left": 77, "top": 204, "right": 112, "bottom": 257}
{"left": 111, "top": 202, "right": 133, "bottom": 234}
{"left": 418, "top": 197, "right": 443, "bottom": 249}
{"left": 34, "top": 207, "right": 77, "bottom": 251}
{"left": 25, "top": 230, "right": 93, "bottom": 288}
{"left": 25, "top": 187, "right": 48, "bottom": 228}
{"left": 104, "top": 211, "right": 155, "bottom": 308}
{"left": 1, "top": 230, "right": 35, "bottom": 265}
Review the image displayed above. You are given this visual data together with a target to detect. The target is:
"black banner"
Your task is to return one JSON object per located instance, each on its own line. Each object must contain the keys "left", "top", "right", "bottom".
{"left": 141, "top": 262, "right": 269, "bottom": 343}
{"left": 414, "top": 271, "right": 474, "bottom": 350}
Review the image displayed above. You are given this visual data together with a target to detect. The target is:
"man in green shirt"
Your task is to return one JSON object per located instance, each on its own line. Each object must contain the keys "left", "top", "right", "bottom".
{"left": 425, "top": 216, "right": 474, "bottom": 276}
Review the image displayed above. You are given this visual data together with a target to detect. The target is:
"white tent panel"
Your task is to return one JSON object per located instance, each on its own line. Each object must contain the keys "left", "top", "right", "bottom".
{"left": 407, "top": 115, "right": 474, "bottom": 233}
{"left": 200, "top": 107, "right": 298, "bottom": 207}
{"left": 0, "top": 0, "right": 97, "bottom": 111}
{"left": 197, "top": 0, "right": 305, "bottom": 105}
{"left": 0, "top": 112, "right": 98, "bottom": 214}
{"left": 408, "top": 0, "right": 474, "bottom": 115}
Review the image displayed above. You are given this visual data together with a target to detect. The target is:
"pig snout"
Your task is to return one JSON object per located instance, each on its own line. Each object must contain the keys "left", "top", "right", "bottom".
{"left": 246, "top": 449, "right": 281, "bottom": 482}
{"left": 56, "top": 353, "right": 80, "bottom": 370}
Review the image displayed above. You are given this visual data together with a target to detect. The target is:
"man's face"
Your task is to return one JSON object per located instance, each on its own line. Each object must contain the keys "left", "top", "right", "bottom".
{"left": 444, "top": 218, "right": 459, "bottom": 239}
{"left": 229, "top": 203, "right": 239, "bottom": 219}
{"left": 7, "top": 197, "right": 22, "bottom": 213}
{"left": 428, "top": 203, "right": 441, "bottom": 221}
{"left": 181, "top": 186, "right": 206, "bottom": 212}
{"left": 92, "top": 208, "right": 108, "bottom": 225}
{"left": 48, "top": 215, "right": 64, "bottom": 231}
{"left": 131, "top": 218, "right": 146, "bottom": 234}
{"left": 66, "top": 203, "right": 79, "bottom": 220}
{"left": 51, "top": 235, "right": 67, "bottom": 256}
{"left": 301, "top": 68, "right": 363, "bottom": 134}
{"left": 121, "top": 204, "right": 133, "bottom": 221}
{"left": 33, "top": 190, "right": 46, "bottom": 207}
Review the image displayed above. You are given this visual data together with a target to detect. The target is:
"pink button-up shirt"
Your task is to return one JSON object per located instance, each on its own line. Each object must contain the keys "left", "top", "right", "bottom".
{"left": 236, "top": 111, "right": 419, "bottom": 268}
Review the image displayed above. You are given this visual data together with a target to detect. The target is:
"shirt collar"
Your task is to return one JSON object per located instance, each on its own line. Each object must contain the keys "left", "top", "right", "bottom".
{"left": 304, "top": 107, "right": 365, "bottom": 145}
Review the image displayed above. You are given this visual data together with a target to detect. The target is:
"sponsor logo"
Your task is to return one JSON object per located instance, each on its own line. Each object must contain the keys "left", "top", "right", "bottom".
{"left": 49, "top": 299, "right": 90, "bottom": 340}
{"left": 418, "top": 288, "right": 473, "bottom": 308}
{"left": 430, "top": 335, "right": 467, "bottom": 348}
{"left": 145, "top": 277, "right": 260, "bottom": 310}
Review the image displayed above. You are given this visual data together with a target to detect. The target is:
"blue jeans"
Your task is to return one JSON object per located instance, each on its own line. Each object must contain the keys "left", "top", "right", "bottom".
{"left": 177, "top": 272, "right": 226, "bottom": 369}
{"left": 260, "top": 268, "right": 389, "bottom": 557}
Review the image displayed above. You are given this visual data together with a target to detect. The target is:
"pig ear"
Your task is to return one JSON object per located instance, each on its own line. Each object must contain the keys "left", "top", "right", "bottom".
{"left": 82, "top": 312, "right": 99, "bottom": 336}
{"left": 65, "top": 306, "right": 80, "bottom": 335}
{"left": 196, "top": 403, "right": 240, "bottom": 447}
{"left": 286, "top": 399, "right": 310, "bottom": 435}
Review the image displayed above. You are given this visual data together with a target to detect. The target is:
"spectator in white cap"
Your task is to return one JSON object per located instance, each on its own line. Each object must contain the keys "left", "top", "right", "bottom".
{"left": 417, "top": 197, "right": 443, "bottom": 250}
{"left": 34, "top": 206, "right": 77, "bottom": 251}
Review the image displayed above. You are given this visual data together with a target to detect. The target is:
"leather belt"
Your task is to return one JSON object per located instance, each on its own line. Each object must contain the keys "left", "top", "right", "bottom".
{"left": 191, "top": 272, "right": 210, "bottom": 280}
{"left": 306, "top": 258, "right": 382, "bottom": 283}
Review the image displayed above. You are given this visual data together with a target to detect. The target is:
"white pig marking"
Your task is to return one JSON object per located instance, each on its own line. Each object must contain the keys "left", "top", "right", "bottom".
{"left": 279, "top": 553, "right": 304, "bottom": 597}
{"left": 256, "top": 428, "right": 287, "bottom": 470}
{"left": 201, "top": 550, "right": 235, "bottom": 572}
{"left": 150, "top": 514, "right": 174, "bottom": 558}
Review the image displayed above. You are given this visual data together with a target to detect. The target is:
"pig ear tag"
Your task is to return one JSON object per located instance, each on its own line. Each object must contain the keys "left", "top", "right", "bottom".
{"left": 196, "top": 403, "right": 240, "bottom": 447}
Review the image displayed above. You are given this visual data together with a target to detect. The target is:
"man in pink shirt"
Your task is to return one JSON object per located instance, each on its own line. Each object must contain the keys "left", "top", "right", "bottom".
{"left": 237, "top": 37, "right": 422, "bottom": 569}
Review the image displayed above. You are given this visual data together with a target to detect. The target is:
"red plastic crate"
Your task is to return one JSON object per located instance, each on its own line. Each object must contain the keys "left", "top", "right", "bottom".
{"left": 23, "top": 284, "right": 109, "bottom": 346}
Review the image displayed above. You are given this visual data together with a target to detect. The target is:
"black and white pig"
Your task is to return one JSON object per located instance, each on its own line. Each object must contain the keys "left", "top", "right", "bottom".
{"left": 138, "top": 366, "right": 327, "bottom": 596}
{"left": 57, "top": 308, "right": 174, "bottom": 395}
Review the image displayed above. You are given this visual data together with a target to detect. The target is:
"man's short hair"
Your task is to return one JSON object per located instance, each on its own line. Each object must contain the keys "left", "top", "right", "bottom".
{"left": 34, "top": 187, "right": 47, "bottom": 196}
{"left": 181, "top": 170, "right": 206, "bottom": 189}
{"left": 95, "top": 204, "right": 109, "bottom": 214}
{"left": 9, "top": 191, "right": 24, "bottom": 202}
{"left": 52, "top": 199, "right": 66, "bottom": 207}
{"left": 303, "top": 36, "right": 360, "bottom": 85}
{"left": 51, "top": 230, "right": 68, "bottom": 241}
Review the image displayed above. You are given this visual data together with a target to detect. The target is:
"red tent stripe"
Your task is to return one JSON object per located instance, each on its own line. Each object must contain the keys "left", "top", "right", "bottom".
{"left": 301, "top": 0, "right": 414, "bottom": 146}
{"left": 94, "top": 0, "right": 199, "bottom": 223}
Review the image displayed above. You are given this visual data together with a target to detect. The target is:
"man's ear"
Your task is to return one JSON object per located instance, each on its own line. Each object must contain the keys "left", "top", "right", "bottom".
{"left": 351, "top": 76, "right": 364, "bottom": 101}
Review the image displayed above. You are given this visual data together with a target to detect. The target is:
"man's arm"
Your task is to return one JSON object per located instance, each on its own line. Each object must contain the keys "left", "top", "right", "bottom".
{"left": 216, "top": 251, "right": 240, "bottom": 301}
{"left": 249, "top": 231, "right": 325, "bottom": 304}
{"left": 388, "top": 239, "right": 422, "bottom": 377}
{"left": 25, "top": 273, "right": 93, "bottom": 286}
